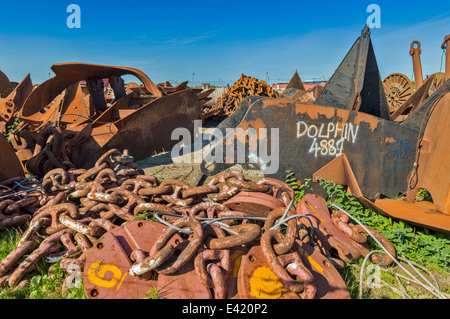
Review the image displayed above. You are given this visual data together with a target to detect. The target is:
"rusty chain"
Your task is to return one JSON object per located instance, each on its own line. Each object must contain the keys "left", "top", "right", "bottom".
{"left": 0, "top": 149, "right": 399, "bottom": 299}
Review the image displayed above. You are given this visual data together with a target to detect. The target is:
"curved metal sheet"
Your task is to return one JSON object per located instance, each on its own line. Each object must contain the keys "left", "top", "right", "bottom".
{"left": 0, "top": 135, "right": 24, "bottom": 182}
{"left": 0, "top": 70, "right": 10, "bottom": 93}
{"left": 20, "top": 62, "right": 162, "bottom": 117}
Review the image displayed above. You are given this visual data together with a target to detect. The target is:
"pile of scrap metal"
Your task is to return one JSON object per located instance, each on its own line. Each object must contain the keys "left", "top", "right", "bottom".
{"left": 201, "top": 26, "right": 450, "bottom": 234}
{"left": 0, "top": 147, "right": 397, "bottom": 298}
{"left": 0, "top": 63, "right": 212, "bottom": 179}
{"left": 202, "top": 74, "right": 279, "bottom": 120}
{"left": 382, "top": 35, "right": 449, "bottom": 121}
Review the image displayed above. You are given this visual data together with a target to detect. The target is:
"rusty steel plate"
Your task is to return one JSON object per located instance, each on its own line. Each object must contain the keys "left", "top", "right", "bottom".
{"left": 83, "top": 220, "right": 210, "bottom": 299}
{"left": 83, "top": 222, "right": 162, "bottom": 299}
{"left": 201, "top": 26, "right": 426, "bottom": 200}
{"left": 0, "top": 70, "right": 10, "bottom": 93}
{"left": 20, "top": 62, "right": 162, "bottom": 117}
{"left": 70, "top": 89, "right": 201, "bottom": 168}
{"left": 314, "top": 25, "right": 390, "bottom": 119}
{"left": 237, "top": 245, "right": 298, "bottom": 299}
{"left": 154, "top": 257, "right": 212, "bottom": 299}
{"left": 227, "top": 245, "right": 250, "bottom": 299}
{"left": 201, "top": 96, "right": 419, "bottom": 200}
{"left": 223, "top": 191, "right": 285, "bottom": 217}
{"left": 295, "top": 239, "right": 350, "bottom": 299}
{"left": 156, "top": 245, "right": 248, "bottom": 299}
{"left": 237, "top": 242, "right": 349, "bottom": 299}
{"left": 0, "top": 74, "right": 33, "bottom": 127}
{"left": 296, "top": 194, "right": 364, "bottom": 262}
{"left": 0, "top": 135, "right": 24, "bottom": 182}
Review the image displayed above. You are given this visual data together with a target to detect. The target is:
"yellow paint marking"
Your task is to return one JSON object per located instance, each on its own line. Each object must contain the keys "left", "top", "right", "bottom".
{"left": 298, "top": 247, "right": 324, "bottom": 275}
{"left": 249, "top": 266, "right": 287, "bottom": 299}
{"left": 87, "top": 260, "right": 123, "bottom": 289}
{"left": 231, "top": 250, "right": 243, "bottom": 278}
{"left": 307, "top": 202, "right": 326, "bottom": 223}
{"left": 116, "top": 272, "right": 127, "bottom": 291}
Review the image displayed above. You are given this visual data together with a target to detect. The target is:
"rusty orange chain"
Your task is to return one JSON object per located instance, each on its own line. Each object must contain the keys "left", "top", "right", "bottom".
{"left": 0, "top": 148, "right": 397, "bottom": 299}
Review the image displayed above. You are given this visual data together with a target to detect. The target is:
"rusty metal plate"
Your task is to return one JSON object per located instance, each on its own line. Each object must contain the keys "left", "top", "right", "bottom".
{"left": 295, "top": 239, "right": 350, "bottom": 299}
{"left": 202, "top": 96, "right": 419, "bottom": 200}
{"left": 153, "top": 258, "right": 212, "bottom": 299}
{"left": 201, "top": 26, "right": 428, "bottom": 200}
{"left": 84, "top": 230, "right": 150, "bottom": 299}
{"left": 223, "top": 191, "right": 285, "bottom": 217}
{"left": 237, "top": 245, "right": 298, "bottom": 299}
{"left": 156, "top": 245, "right": 248, "bottom": 299}
{"left": 0, "top": 70, "right": 10, "bottom": 93}
{"left": 227, "top": 246, "right": 250, "bottom": 299}
{"left": 83, "top": 222, "right": 161, "bottom": 299}
{"left": 401, "top": 78, "right": 450, "bottom": 133}
{"left": 84, "top": 220, "right": 212, "bottom": 299}
{"left": 0, "top": 135, "right": 24, "bottom": 182}
{"left": 314, "top": 25, "right": 390, "bottom": 120}
{"left": 0, "top": 74, "right": 32, "bottom": 127}
{"left": 126, "top": 220, "right": 211, "bottom": 299}
{"left": 237, "top": 242, "right": 349, "bottom": 299}
{"left": 296, "top": 194, "right": 364, "bottom": 262}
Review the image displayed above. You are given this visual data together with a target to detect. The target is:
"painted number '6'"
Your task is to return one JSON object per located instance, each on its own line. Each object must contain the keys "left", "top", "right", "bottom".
{"left": 86, "top": 260, "right": 127, "bottom": 290}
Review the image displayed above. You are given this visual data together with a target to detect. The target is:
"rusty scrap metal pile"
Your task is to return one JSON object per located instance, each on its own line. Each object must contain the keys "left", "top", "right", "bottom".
{"left": 0, "top": 149, "right": 396, "bottom": 299}
{"left": 202, "top": 74, "right": 279, "bottom": 120}
{"left": 0, "top": 25, "right": 449, "bottom": 300}
{"left": 0, "top": 62, "right": 208, "bottom": 180}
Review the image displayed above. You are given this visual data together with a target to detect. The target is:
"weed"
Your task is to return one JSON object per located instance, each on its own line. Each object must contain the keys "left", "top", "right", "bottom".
{"left": 143, "top": 287, "right": 159, "bottom": 299}
{"left": 285, "top": 170, "right": 313, "bottom": 204}
{"left": 3, "top": 118, "right": 21, "bottom": 143}
{"left": 416, "top": 188, "right": 433, "bottom": 202}
{"left": 134, "top": 211, "right": 158, "bottom": 222}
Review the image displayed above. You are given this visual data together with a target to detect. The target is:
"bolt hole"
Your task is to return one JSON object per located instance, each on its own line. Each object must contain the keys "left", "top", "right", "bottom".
{"left": 90, "top": 289, "right": 99, "bottom": 297}
{"left": 249, "top": 255, "right": 256, "bottom": 262}
{"left": 323, "top": 260, "right": 331, "bottom": 267}
{"left": 138, "top": 222, "right": 144, "bottom": 228}
{"left": 96, "top": 243, "right": 104, "bottom": 249}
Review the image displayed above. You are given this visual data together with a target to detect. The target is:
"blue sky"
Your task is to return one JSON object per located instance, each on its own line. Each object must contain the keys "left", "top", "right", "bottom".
{"left": 0, "top": 0, "right": 448, "bottom": 86}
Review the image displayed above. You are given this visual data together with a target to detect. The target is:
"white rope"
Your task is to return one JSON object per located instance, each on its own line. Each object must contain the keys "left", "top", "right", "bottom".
{"left": 331, "top": 203, "right": 447, "bottom": 299}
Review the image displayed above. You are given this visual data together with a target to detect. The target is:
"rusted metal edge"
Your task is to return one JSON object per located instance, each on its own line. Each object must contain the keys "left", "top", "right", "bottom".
{"left": 0, "top": 70, "right": 10, "bottom": 93}
{"left": 0, "top": 134, "right": 25, "bottom": 182}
